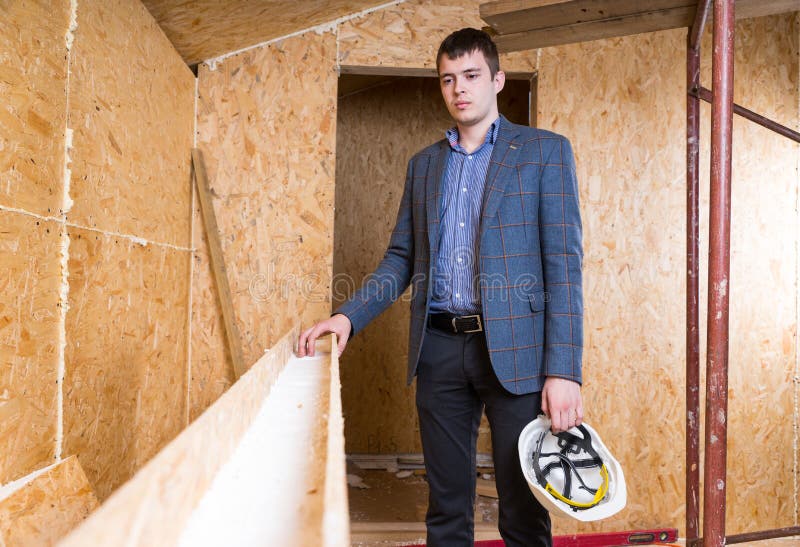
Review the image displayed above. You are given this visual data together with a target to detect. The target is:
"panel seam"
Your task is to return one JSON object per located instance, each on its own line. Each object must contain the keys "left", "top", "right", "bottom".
{"left": 56, "top": 0, "right": 79, "bottom": 463}
{"left": 0, "top": 204, "right": 194, "bottom": 252}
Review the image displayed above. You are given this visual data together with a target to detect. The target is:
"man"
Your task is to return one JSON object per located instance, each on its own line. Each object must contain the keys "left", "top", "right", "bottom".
{"left": 298, "top": 28, "right": 584, "bottom": 546}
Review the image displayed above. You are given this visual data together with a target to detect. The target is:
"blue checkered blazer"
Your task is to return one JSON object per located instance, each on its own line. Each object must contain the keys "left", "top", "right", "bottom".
{"left": 334, "top": 116, "right": 583, "bottom": 395}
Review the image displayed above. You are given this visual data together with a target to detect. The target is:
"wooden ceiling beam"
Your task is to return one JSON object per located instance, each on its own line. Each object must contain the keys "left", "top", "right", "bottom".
{"left": 481, "top": 0, "right": 800, "bottom": 52}
{"left": 480, "top": 0, "right": 693, "bottom": 35}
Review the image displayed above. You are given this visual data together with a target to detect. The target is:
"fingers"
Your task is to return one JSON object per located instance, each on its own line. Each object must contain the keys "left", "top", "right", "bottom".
{"left": 542, "top": 377, "right": 583, "bottom": 433}
{"left": 296, "top": 323, "right": 325, "bottom": 357}
{"left": 541, "top": 388, "right": 550, "bottom": 418}
{"left": 551, "top": 409, "right": 576, "bottom": 433}
{"left": 335, "top": 315, "right": 351, "bottom": 357}
{"left": 306, "top": 325, "right": 320, "bottom": 357}
{"left": 296, "top": 329, "right": 306, "bottom": 357}
{"left": 551, "top": 408, "right": 571, "bottom": 434}
{"left": 336, "top": 333, "right": 348, "bottom": 357}
{"left": 296, "top": 316, "right": 351, "bottom": 358}
{"left": 296, "top": 325, "right": 316, "bottom": 357}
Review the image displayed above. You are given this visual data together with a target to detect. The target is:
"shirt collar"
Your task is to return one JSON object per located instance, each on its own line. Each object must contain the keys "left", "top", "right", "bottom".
{"left": 446, "top": 116, "right": 501, "bottom": 152}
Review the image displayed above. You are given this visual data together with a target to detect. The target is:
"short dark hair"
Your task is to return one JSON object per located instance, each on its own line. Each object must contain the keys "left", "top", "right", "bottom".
{"left": 436, "top": 28, "right": 501, "bottom": 78}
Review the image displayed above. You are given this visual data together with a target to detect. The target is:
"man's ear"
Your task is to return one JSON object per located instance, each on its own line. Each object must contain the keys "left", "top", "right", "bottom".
{"left": 494, "top": 70, "right": 506, "bottom": 94}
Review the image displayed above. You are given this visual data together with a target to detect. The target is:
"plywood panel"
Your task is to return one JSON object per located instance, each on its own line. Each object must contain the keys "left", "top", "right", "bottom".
{"left": 0, "top": 0, "right": 70, "bottom": 216}
{"left": 537, "top": 14, "right": 798, "bottom": 533}
{"left": 337, "top": 0, "right": 539, "bottom": 74}
{"left": 195, "top": 31, "right": 337, "bottom": 366}
{"left": 336, "top": 77, "right": 530, "bottom": 455}
{"left": 0, "top": 212, "right": 62, "bottom": 484}
{"left": 67, "top": 0, "right": 194, "bottom": 247}
{"left": 539, "top": 26, "right": 690, "bottom": 534}
{"left": 0, "top": 456, "right": 98, "bottom": 546}
{"left": 142, "top": 0, "right": 389, "bottom": 65}
{"left": 63, "top": 227, "right": 191, "bottom": 501}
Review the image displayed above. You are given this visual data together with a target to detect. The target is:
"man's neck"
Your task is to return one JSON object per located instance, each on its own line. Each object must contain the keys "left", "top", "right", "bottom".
{"left": 457, "top": 115, "right": 499, "bottom": 153}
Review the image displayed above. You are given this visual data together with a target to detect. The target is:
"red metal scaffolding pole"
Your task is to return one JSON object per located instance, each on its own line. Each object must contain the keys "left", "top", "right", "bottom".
{"left": 684, "top": 1, "right": 709, "bottom": 544}
{"left": 685, "top": 2, "right": 710, "bottom": 544}
{"left": 703, "top": 0, "right": 735, "bottom": 545}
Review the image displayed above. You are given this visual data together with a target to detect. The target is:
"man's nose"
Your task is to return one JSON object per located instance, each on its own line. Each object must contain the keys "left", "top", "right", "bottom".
{"left": 453, "top": 77, "right": 465, "bottom": 95}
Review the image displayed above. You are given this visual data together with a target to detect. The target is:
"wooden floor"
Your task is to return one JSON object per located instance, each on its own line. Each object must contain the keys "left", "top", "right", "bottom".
{"left": 348, "top": 467, "right": 501, "bottom": 545}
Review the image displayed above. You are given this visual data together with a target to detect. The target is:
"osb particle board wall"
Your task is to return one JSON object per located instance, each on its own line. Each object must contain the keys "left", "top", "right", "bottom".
{"left": 538, "top": 26, "right": 692, "bottom": 533}
{"left": 537, "top": 14, "right": 799, "bottom": 534}
{"left": 0, "top": 0, "right": 69, "bottom": 217}
{"left": 194, "top": 31, "right": 338, "bottom": 400}
{"left": 64, "top": 230, "right": 191, "bottom": 501}
{"left": 0, "top": 0, "right": 70, "bottom": 484}
{"left": 62, "top": 0, "right": 194, "bottom": 501}
{"left": 0, "top": 216, "right": 63, "bottom": 484}
{"left": 0, "top": 456, "right": 98, "bottom": 546}
{"left": 0, "top": 0, "right": 196, "bottom": 504}
{"left": 67, "top": 0, "right": 193, "bottom": 248}
{"left": 335, "top": 77, "right": 531, "bottom": 455}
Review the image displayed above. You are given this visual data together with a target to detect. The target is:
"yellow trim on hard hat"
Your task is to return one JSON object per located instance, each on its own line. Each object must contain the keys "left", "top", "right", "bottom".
{"left": 544, "top": 464, "right": 609, "bottom": 509}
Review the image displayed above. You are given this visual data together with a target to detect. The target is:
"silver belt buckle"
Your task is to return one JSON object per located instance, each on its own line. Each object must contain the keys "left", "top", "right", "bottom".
{"left": 455, "top": 314, "right": 482, "bottom": 333}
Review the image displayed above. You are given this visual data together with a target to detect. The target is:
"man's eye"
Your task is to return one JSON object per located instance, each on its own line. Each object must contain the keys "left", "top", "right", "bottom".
{"left": 467, "top": 73, "right": 478, "bottom": 79}
{"left": 443, "top": 78, "right": 453, "bottom": 85}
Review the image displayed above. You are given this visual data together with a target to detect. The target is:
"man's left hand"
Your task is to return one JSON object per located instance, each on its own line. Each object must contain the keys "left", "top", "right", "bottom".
{"left": 541, "top": 377, "right": 583, "bottom": 433}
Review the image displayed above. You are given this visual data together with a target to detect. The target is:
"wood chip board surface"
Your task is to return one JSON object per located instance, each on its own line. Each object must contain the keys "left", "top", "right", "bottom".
{"left": 67, "top": 0, "right": 194, "bottom": 248}
{"left": 193, "top": 30, "right": 338, "bottom": 405}
{"left": 0, "top": 456, "right": 98, "bottom": 547}
{"left": 0, "top": 0, "right": 70, "bottom": 216}
{"left": 0, "top": 213, "right": 63, "bottom": 483}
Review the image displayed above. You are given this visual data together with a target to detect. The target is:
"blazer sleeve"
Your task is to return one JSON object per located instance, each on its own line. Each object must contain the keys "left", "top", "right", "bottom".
{"left": 332, "top": 159, "right": 416, "bottom": 337}
{"left": 538, "top": 136, "right": 584, "bottom": 384}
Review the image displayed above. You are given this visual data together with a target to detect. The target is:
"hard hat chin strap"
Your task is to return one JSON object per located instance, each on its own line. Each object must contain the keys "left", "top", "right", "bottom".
{"left": 532, "top": 424, "right": 610, "bottom": 511}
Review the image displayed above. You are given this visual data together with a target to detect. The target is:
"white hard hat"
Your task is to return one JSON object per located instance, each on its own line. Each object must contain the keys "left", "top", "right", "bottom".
{"left": 518, "top": 415, "right": 626, "bottom": 521}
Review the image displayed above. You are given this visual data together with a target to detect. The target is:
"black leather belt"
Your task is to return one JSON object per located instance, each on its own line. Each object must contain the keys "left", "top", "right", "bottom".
{"left": 428, "top": 313, "right": 483, "bottom": 334}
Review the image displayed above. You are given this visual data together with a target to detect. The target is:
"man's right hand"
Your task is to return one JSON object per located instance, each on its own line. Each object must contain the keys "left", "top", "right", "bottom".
{"left": 296, "top": 314, "right": 352, "bottom": 358}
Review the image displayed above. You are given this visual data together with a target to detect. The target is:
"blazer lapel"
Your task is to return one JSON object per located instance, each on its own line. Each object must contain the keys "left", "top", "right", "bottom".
{"left": 426, "top": 140, "right": 450, "bottom": 258}
{"left": 480, "top": 118, "right": 522, "bottom": 241}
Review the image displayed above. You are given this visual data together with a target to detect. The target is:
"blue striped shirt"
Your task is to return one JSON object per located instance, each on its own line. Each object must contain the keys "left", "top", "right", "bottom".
{"left": 430, "top": 118, "right": 500, "bottom": 315}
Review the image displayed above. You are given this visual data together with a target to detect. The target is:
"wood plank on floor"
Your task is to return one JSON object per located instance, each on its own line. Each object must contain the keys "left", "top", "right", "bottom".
{"left": 350, "top": 521, "right": 502, "bottom": 542}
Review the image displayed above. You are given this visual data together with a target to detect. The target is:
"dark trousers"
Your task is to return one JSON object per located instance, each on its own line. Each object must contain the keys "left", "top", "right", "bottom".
{"left": 415, "top": 324, "right": 552, "bottom": 547}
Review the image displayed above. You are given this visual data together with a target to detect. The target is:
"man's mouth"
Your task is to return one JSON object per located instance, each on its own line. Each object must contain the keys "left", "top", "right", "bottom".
{"left": 454, "top": 101, "right": 470, "bottom": 109}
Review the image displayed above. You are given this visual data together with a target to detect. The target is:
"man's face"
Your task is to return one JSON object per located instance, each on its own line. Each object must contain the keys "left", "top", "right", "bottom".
{"left": 438, "top": 49, "right": 505, "bottom": 128}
